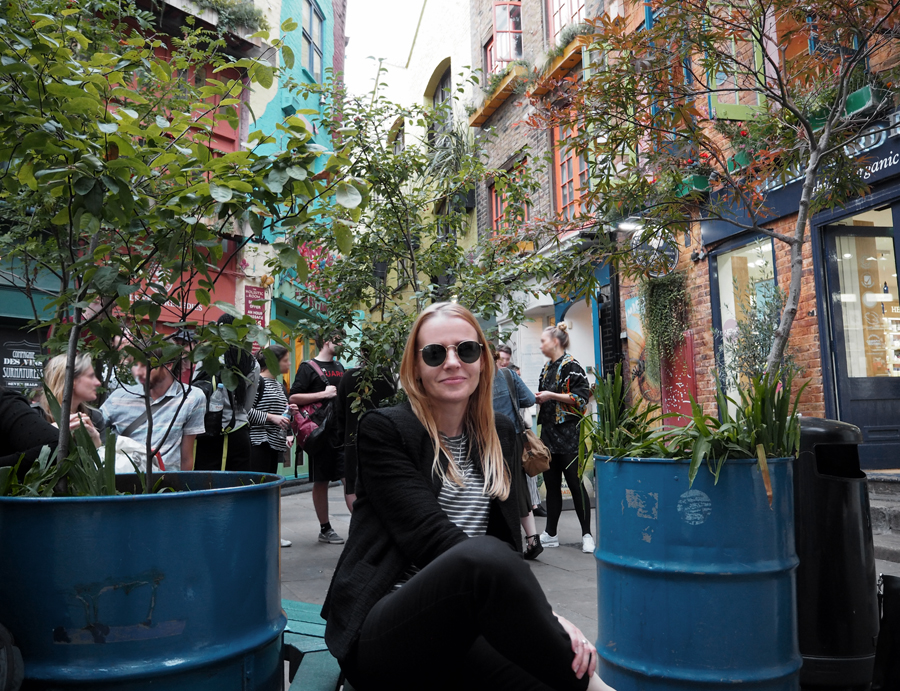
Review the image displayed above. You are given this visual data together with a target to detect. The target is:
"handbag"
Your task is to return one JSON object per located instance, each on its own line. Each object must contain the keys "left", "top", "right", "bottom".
{"left": 501, "top": 368, "right": 551, "bottom": 477}
{"left": 291, "top": 360, "right": 330, "bottom": 451}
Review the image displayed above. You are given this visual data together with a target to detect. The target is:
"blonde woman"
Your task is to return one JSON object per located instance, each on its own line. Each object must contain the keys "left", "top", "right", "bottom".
{"left": 40, "top": 352, "right": 105, "bottom": 443}
{"left": 321, "top": 303, "right": 613, "bottom": 691}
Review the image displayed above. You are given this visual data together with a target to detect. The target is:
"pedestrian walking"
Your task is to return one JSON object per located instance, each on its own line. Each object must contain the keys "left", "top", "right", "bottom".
{"left": 534, "top": 323, "right": 593, "bottom": 553}
{"left": 289, "top": 330, "right": 348, "bottom": 544}
{"left": 321, "top": 302, "right": 615, "bottom": 691}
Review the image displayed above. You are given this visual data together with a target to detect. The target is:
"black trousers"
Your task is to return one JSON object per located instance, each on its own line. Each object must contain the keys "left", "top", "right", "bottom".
{"left": 345, "top": 537, "right": 591, "bottom": 691}
{"left": 543, "top": 452, "right": 592, "bottom": 537}
{"left": 250, "top": 441, "right": 283, "bottom": 475}
{"left": 194, "top": 426, "right": 252, "bottom": 472}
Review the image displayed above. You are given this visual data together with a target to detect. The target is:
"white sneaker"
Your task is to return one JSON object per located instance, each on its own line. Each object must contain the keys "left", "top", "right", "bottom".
{"left": 540, "top": 532, "right": 559, "bottom": 548}
{"left": 582, "top": 534, "right": 595, "bottom": 554}
{"left": 280, "top": 539, "right": 292, "bottom": 548}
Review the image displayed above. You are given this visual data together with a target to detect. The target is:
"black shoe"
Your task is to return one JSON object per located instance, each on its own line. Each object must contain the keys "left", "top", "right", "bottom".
{"left": 533, "top": 505, "right": 547, "bottom": 517}
{"left": 524, "top": 534, "right": 544, "bottom": 561}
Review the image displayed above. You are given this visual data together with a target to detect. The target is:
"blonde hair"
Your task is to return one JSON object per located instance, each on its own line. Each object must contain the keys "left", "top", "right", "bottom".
{"left": 42, "top": 353, "right": 94, "bottom": 421}
{"left": 543, "top": 321, "right": 570, "bottom": 350}
{"left": 399, "top": 302, "right": 510, "bottom": 500}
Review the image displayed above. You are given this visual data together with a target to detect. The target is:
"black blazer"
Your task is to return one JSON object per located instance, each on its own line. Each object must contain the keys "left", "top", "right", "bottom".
{"left": 321, "top": 401, "right": 522, "bottom": 663}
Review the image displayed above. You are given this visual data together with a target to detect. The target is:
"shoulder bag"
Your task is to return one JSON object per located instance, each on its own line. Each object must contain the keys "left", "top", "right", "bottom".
{"left": 292, "top": 360, "right": 330, "bottom": 451}
{"left": 502, "top": 368, "right": 551, "bottom": 477}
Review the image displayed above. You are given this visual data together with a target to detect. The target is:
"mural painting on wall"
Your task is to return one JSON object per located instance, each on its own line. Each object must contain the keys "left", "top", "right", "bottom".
{"left": 624, "top": 296, "right": 661, "bottom": 405}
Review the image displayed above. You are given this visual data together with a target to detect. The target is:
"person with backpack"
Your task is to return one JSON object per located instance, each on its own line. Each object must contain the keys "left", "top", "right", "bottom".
{"left": 193, "top": 314, "right": 260, "bottom": 472}
{"left": 289, "top": 330, "right": 347, "bottom": 544}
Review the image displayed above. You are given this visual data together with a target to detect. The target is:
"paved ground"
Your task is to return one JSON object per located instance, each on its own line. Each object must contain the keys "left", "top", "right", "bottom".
{"left": 278, "top": 482, "right": 600, "bottom": 641}
{"left": 278, "top": 481, "right": 900, "bottom": 647}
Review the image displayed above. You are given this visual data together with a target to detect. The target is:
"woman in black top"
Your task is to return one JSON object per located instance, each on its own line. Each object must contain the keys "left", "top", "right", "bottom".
{"left": 321, "top": 303, "right": 613, "bottom": 691}
{"left": 535, "top": 323, "right": 594, "bottom": 553}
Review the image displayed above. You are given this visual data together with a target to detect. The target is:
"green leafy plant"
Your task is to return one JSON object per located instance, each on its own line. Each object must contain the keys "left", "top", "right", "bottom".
{"left": 193, "top": 0, "right": 269, "bottom": 32}
{"left": 579, "top": 362, "right": 664, "bottom": 470}
{"left": 639, "top": 271, "right": 690, "bottom": 378}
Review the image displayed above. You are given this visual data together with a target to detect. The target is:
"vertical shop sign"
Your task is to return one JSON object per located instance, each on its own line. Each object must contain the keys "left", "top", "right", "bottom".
{"left": 244, "top": 286, "right": 267, "bottom": 327}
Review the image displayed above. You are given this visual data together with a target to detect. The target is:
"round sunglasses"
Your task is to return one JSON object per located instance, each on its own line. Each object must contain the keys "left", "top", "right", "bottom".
{"left": 419, "top": 340, "right": 483, "bottom": 367}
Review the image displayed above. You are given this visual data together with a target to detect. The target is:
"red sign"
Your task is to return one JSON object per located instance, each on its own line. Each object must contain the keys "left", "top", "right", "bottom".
{"left": 245, "top": 285, "right": 267, "bottom": 327}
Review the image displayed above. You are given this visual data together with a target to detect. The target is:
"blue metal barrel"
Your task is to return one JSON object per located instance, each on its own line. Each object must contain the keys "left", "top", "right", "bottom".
{"left": 0, "top": 472, "right": 286, "bottom": 690}
{"left": 595, "top": 456, "right": 801, "bottom": 690}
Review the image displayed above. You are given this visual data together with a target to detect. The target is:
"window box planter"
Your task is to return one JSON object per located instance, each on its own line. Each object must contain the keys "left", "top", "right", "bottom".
{"left": 727, "top": 149, "right": 753, "bottom": 173}
{"left": 594, "top": 455, "right": 801, "bottom": 690}
{"left": 469, "top": 64, "right": 529, "bottom": 127}
{"left": 676, "top": 174, "right": 710, "bottom": 197}
{"left": 844, "top": 85, "right": 891, "bottom": 118}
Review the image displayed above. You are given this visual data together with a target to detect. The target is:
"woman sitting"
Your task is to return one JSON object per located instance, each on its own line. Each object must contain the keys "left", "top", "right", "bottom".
{"left": 321, "top": 302, "right": 614, "bottom": 691}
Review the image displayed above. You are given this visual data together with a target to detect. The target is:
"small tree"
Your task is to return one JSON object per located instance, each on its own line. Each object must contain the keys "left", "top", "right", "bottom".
{"left": 285, "top": 73, "right": 578, "bottom": 384}
{"left": 0, "top": 0, "right": 363, "bottom": 476}
{"left": 530, "top": 0, "right": 900, "bottom": 373}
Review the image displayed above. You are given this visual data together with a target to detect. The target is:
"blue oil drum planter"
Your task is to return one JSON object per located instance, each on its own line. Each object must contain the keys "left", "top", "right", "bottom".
{"left": 595, "top": 455, "right": 801, "bottom": 691}
{"left": 0, "top": 471, "right": 286, "bottom": 691}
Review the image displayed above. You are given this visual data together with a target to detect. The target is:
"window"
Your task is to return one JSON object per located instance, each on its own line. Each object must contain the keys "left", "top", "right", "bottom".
{"left": 489, "top": 2, "right": 523, "bottom": 74}
{"left": 490, "top": 159, "right": 530, "bottom": 232}
{"left": 548, "top": 0, "right": 585, "bottom": 46}
{"left": 431, "top": 67, "right": 453, "bottom": 135}
{"left": 553, "top": 126, "right": 589, "bottom": 221}
{"left": 301, "top": 0, "right": 324, "bottom": 82}
{"left": 714, "top": 237, "right": 776, "bottom": 398}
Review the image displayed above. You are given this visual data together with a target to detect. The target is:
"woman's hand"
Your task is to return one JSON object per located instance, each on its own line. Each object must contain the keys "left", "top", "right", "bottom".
{"left": 554, "top": 612, "right": 597, "bottom": 680}
{"left": 534, "top": 390, "right": 554, "bottom": 405}
{"left": 285, "top": 435, "right": 294, "bottom": 450}
{"left": 68, "top": 413, "right": 101, "bottom": 448}
{"left": 266, "top": 412, "right": 291, "bottom": 430}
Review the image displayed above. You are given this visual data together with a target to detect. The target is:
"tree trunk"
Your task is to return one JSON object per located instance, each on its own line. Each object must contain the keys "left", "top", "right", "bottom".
{"left": 57, "top": 310, "right": 83, "bottom": 460}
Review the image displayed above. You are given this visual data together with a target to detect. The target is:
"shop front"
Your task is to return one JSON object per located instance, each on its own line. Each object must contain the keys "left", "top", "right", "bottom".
{"left": 702, "top": 113, "right": 900, "bottom": 469}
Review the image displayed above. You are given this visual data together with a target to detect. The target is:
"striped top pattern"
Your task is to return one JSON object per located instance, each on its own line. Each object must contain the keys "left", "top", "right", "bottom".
{"left": 248, "top": 377, "right": 290, "bottom": 450}
{"left": 437, "top": 432, "right": 490, "bottom": 538}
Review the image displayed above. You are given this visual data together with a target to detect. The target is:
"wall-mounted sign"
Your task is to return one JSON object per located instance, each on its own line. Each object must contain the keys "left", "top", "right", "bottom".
{"left": 0, "top": 336, "right": 42, "bottom": 391}
{"left": 244, "top": 285, "right": 267, "bottom": 327}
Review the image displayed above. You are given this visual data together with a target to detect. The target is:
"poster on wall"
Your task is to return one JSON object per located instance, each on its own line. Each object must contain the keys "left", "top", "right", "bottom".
{"left": 0, "top": 336, "right": 42, "bottom": 391}
{"left": 624, "top": 296, "right": 661, "bottom": 405}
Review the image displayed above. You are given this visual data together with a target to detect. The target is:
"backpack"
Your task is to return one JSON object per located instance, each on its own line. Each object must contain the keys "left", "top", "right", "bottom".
{"left": 193, "top": 373, "right": 236, "bottom": 437}
{"left": 291, "top": 360, "right": 337, "bottom": 452}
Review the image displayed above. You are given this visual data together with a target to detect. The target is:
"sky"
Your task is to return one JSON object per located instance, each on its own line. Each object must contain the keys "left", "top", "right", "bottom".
{"left": 343, "top": 0, "right": 424, "bottom": 97}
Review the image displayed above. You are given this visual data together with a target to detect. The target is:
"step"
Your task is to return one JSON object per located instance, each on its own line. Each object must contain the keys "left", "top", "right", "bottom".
{"left": 874, "top": 532, "right": 900, "bottom": 563}
{"left": 867, "top": 472, "right": 900, "bottom": 498}
{"left": 870, "top": 496, "right": 900, "bottom": 534}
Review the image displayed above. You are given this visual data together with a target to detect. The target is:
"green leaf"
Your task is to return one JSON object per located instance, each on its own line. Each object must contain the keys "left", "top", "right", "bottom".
{"left": 210, "top": 182, "right": 233, "bottom": 203}
{"left": 282, "top": 44, "right": 295, "bottom": 70}
{"left": 51, "top": 207, "right": 69, "bottom": 225}
{"left": 256, "top": 64, "right": 274, "bottom": 90}
{"left": 296, "top": 255, "right": 309, "bottom": 282}
{"left": 281, "top": 18, "right": 299, "bottom": 32}
{"left": 333, "top": 221, "right": 353, "bottom": 254}
{"left": 98, "top": 122, "right": 118, "bottom": 134}
{"left": 286, "top": 165, "right": 307, "bottom": 180}
{"left": 335, "top": 182, "right": 362, "bottom": 209}
{"left": 155, "top": 115, "right": 170, "bottom": 128}
{"left": 213, "top": 301, "right": 243, "bottom": 319}
{"left": 73, "top": 177, "right": 95, "bottom": 195}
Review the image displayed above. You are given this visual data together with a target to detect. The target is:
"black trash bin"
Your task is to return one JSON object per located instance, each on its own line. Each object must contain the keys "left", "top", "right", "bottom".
{"left": 796, "top": 418, "right": 880, "bottom": 689}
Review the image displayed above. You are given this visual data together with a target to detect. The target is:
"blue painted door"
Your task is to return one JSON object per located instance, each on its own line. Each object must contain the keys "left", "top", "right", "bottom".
{"left": 824, "top": 224, "right": 900, "bottom": 469}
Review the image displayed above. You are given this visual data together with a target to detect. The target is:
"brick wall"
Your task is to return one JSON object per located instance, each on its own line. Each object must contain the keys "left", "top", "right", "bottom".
{"left": 332, "top": 0, "right": 346, "bottom": 79}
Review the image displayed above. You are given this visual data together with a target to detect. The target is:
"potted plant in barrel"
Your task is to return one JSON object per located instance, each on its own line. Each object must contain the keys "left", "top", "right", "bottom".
{"left": 0, "top": 2, "right": 365, "bottom": 688}
{"left": 580, "top": 363, "right": 805, "bottom": 691}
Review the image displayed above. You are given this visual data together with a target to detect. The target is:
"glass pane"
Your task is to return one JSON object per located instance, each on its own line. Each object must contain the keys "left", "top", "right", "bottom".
{"left": 512, "top": 33, "right": 523, "bottom": 60}
{"left": 716, "top": 238, "right": 776, "bottom": 395}
{"left": 498, "top": 33, "right": 511, "bottom": 62}
{"left": 302, "top": 35, "right": 311, "bottom": 70}
{"left": 510, "top": 4, "right": 522, "bottom": 30}
{"left": 495, "top": 5, "right": 509, "bottom": 32}
{"left": 313, "top": 13, "right": 323, "bottom": 47}
{"left": 834, "top": 235, "right": 900, "bottom": 378}
{"left": 313, "top": 51, "right": 322, "bottom": 81}
{"left": 305, "top": 0, "right": 312, "bottom": 31}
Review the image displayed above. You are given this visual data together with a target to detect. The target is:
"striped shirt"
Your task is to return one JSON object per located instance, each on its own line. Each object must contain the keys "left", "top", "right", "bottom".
{"left": 437, "top": 432, "right": 490, "bottom": 538}
{"left": 248, "top": 377, "right": 290, "bottom": 450}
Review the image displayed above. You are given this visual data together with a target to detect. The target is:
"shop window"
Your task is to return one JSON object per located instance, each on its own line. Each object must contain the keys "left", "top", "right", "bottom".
{"left": 713, "top": 237, "right": 777, "bottom": 396}
{"left": 832, "top": 235, "right": 900, "bottom": 378}
{"left": 301, "top": 0, "right": 325, "bottom": 82}
{"left": 489, "top": 2, "right": 523, "bottom": 74}
{"left": 548, "top": 0, "right": 585, "bottom": 46}
{"left": 553, "top": 125, "right": 590, "bottom": 221}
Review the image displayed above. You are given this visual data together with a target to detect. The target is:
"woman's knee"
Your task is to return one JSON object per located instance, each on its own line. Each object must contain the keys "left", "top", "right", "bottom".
{"left": 443, "top": 536, "right": 524, "bottom": 579}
